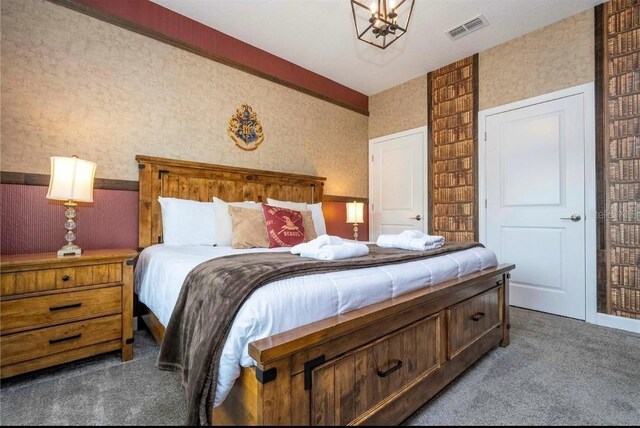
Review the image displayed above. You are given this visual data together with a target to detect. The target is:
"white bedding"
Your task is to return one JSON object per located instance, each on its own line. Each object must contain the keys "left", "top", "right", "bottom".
{"left": 135, "top": 244, "right": 498, "bottom": 406}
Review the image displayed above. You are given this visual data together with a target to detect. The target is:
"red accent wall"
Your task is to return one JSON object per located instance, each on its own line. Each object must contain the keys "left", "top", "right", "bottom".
{"left": 65, "top": 0, "right": 368, "bottom": 114}
{"left": 323, "top": 201, "right": 370, "bottom": 242}
{"left": 0, "top": 185, "right": 368, "bottom": 254}
{"left": 1, "top": 184, "right": 138, "bottom": 255}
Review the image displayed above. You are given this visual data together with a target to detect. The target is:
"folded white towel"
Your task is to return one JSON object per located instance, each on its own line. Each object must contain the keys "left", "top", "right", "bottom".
{"left": 291, "top": 234, "right": 343, "bottom": 255}
{"left": 376, "top": 230, "right": 445, "bottom": 251}
{"left": 301, "top": 242, "right": 369, "bottom": 260}
{"left": 377, "top": 230, "right": 416, "bottom": 248}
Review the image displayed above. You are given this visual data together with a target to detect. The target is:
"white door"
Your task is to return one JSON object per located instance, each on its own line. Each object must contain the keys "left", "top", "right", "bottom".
{"left": 369, "top": 129, "right": 426, "bottom": 240}
{"left": 485, "top": 94, "right": 586, "bottom": 320}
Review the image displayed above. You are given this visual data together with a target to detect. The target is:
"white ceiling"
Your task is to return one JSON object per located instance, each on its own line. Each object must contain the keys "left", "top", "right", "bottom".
{"left": 150, "top": 0, "right": 602, "bottom": 95}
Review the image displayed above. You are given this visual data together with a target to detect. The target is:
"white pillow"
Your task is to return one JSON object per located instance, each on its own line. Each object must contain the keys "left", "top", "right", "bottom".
{"left": 266, "top": 198, "right": 308, "bottom": 212}
{"left": 158, "top": 197, "right": 216, "bottom": 246}
{"left": 308, "top": 202, "right": 327, "bottom": 236}
{"left": 213, "top": 197, "right": 262, "bottom": 246}
{"left": 266, "top": 198, "right": 326, "bottom": 236}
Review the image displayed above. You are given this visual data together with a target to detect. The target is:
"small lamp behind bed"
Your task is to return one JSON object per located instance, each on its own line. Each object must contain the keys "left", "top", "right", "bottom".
{"left": 346, "top": 201, "right": 364, "bottom": 241}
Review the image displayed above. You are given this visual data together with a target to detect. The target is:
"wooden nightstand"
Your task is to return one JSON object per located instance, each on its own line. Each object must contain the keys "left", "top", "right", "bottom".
{"left": 0, "top": 249, "right": 137, "bottom": 378}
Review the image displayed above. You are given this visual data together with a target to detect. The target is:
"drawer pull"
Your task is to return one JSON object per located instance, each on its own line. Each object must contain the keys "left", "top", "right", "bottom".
{"left": 471, "top": 312, "right": 486, "bottom": 322}
{"left": 377, "top": 360, "right": 403, "bottom": 378}
{"left": 49, "top": 334, "right": 81, "bottom": 345}
{"left": 49, "top": 303, "right": 82, "bottom": 311}
{"left": 61, "top": 275, "right": 70, "bottom": 282}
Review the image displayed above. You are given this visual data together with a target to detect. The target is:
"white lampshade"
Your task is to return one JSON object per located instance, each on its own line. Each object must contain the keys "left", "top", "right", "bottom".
{"left": 346, "top": 201, "right": 364, "bottom": 224}
{"left": 46, "top": 156, "right": 97, "bottom": 202}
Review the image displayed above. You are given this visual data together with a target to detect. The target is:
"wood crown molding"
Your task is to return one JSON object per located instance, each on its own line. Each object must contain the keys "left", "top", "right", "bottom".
{"left": 46, "top": 0, "right": 369, "bottom": 116}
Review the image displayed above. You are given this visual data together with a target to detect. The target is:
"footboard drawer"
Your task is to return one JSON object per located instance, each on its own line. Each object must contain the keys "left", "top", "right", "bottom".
{"left": 310, "top": 312, "right": 444, "bottom": 425}
{"left": 447, "top": 285, "right": 501, "bottom": 358}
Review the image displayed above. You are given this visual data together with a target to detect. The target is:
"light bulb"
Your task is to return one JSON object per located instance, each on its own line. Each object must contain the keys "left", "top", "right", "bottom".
{"left": 370, "top": 2, "right": 377, "bottom": 14}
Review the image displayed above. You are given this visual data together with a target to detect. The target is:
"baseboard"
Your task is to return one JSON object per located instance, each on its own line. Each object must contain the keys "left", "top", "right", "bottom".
{"left": 595, "top": 313, "right": 640, "bottom": 334}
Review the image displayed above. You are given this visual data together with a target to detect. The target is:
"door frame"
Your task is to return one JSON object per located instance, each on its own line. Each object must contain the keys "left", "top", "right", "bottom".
{"left": 368, "top": 126, "right": 428, "bottom": 240}
{"left": 478, "top": 82, "right": 596, "bottom": 324}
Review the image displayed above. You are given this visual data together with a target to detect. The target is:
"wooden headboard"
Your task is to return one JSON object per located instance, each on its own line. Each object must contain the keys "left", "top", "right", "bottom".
{"left": 136, "top": 155, "right": 326, "bottom": 249}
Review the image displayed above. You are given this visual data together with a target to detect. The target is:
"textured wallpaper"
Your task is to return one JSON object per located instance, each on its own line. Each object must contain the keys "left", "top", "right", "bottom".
{"left": 368, "top": 9, "right": 594, "bottom": 139}
{"left": 479, "top": 9, "right": 594, "bottom": 110}
{"left": 368, "top": 75, "right": 428, "bottom": 139}
{"left": 0, "top": 0, "right": 368, "bottom": 197}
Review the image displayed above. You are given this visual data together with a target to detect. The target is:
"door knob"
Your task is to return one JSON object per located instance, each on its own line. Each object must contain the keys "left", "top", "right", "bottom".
{"left": 560, "top": 214, "right": 581, "bottom": 222}
{"left": 410, "top": 215, "right": 422, "bottom": 221}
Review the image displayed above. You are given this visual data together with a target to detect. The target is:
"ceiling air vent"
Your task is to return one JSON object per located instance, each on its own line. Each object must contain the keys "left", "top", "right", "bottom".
{"left": 446, "top": 14, "right": 489, "bottom": 40}
{"left": 447, "top": 25, "right": 467, "bottom": 39}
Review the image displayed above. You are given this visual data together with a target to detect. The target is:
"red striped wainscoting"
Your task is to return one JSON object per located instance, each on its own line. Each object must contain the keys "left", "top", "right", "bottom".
{"left": 323, "top": 201, "right": 370, "bottom": 242}
{"left": 0, "top": 184, "right": 368, "bottom": 254}
{"left": 1, "top": 184, "right": 138, "bottom": 255}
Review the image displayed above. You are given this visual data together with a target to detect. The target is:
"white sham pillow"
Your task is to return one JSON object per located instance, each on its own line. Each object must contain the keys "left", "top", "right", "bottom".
{"left": 308, "top": 202, "right": 327, "bottom": 236}
{"left": 266, "top": 198, "right": 308, "bottom": 212}
{"left": 266, "top": 198, "right": 326, "bottom": 236}
{"left": 213, "top": 197, "right": 262, "bottom": 246}
{"left": 158, "top": 197, "right": 216, "bottom": 246}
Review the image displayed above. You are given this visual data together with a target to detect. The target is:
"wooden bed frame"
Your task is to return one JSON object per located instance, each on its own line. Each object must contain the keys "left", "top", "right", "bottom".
{"left": 135, "top": 155, "right": 515, "bottom": 426}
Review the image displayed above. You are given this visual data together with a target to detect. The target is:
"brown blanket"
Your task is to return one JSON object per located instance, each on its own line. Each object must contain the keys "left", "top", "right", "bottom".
{"left": 157, "top": 241, "right": 482, "bottom": 425}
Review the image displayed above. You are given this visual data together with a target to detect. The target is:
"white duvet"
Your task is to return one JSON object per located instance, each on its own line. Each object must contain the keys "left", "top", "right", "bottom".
{"left": 134, "top": 244, "right": 498, "bottom": 406}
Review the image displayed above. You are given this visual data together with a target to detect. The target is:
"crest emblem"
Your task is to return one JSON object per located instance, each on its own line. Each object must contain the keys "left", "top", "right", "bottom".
{"left": 227, "top": 104, "right": 264, "bottom": 151}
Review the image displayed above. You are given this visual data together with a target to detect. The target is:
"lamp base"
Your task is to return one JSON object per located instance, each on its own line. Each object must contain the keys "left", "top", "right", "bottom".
{"left": 58, "top": 244, "right": 82, "bottom": 257}
{"left": 353, "top": 223, "right": 359, "bottom": 241}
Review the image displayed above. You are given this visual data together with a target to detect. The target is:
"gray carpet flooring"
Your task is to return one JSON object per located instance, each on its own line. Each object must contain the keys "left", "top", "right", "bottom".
{"left": 1, "top": 307, "right": 638, "bottom": 425}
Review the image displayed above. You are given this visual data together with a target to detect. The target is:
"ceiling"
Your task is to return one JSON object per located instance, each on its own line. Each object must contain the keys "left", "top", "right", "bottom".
{"left": 150, "top": 0, "right": 602, "bottom": 95}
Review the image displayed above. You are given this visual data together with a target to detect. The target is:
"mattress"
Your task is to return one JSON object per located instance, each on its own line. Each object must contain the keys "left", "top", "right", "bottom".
{"left": 135, "top": 243, "right": 498, "bottom": 406}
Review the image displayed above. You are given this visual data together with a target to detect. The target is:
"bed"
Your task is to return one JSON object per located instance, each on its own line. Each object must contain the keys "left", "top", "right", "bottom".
{"left": 134, "top": 155, "right": 515, "bottom": 426}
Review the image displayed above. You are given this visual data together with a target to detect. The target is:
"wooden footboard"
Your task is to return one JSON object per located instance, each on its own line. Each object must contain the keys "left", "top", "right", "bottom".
{"left": 140, "top": 264, "right": 514, "bottom": 426}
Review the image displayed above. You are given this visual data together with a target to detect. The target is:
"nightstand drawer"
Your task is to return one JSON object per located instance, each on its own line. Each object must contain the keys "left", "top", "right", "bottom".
{"left": 0, "top": 287, "right": 122, "bottom": 334}
{"left": 0, "top": 314, "right": 122, "bottom": 367}
{"left": 0, "top": 263, "right": 122, "bottom": 296}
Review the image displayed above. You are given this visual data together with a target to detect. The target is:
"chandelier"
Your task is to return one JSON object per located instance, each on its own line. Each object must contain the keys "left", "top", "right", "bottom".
{"left": 350, "top": 0, "right": 415, "bottom": 49}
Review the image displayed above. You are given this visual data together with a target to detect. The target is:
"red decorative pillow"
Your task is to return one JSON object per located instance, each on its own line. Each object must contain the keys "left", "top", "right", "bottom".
{"left": 262, "top": 204, "right": 306, "bottom": 248}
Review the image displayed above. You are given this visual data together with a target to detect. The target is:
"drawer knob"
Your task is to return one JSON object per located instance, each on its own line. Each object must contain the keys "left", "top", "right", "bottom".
{"left": 377, "top": 360, "right": 403, "bottom": 378}
{"left": 49, "top": 333, "right": 81, "bottom": 345}
{"left": 471, "top": 312, "right": 486, "bottom": 322}
{"left": 496, "top": 280, "right": 503, "bottom": 286}
{"left": 61, "top": 275, "right": 70, "bottom": 282}
{"left": 49, "top": 303, "right": 82, "bottom": 312}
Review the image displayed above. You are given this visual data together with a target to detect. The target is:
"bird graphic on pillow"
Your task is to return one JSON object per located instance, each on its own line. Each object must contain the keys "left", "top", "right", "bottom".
{"left": 278, "top": 216, "right": 300, "bottom": 235}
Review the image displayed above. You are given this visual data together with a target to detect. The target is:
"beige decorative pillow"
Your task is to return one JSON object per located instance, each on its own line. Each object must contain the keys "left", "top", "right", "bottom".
{"left": 301, "top": 210, "right": 317, "bottom": 242}
{"left": 229, "top": 206, "right": 317, "bottom": 248}
{"left": 228, "top": 205, "right": 270, "bottom": 249}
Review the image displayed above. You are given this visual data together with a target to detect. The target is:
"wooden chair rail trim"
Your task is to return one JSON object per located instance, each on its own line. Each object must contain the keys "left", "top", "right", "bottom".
{"left": 249, "top": 263, "right": 514, "bottom": 364}
{"left": 1, "top": 170, "right": 364, "bottom": 203}
{"left": 1, "top": 171, "right": 139, "bottom": 191}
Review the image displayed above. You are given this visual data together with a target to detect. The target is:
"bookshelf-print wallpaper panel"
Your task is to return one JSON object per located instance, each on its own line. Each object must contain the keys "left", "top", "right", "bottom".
{"left": 429, "top": 56, "right": 477, "bottom": 242}
{"left": 605, "top": 0, "right": 640, "bottom": 319}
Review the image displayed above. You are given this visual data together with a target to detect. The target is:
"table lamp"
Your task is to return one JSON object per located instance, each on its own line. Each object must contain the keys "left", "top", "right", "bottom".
{"left": 346, "top": 201, "right": 364, "bottom": 241}
{"left": 46, "top": 155, "right": 97, "bottom": 256}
